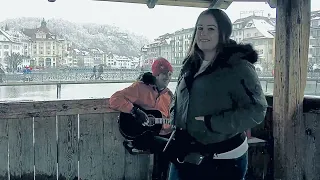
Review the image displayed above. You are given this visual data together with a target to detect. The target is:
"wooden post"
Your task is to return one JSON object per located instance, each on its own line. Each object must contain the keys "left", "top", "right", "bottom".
{"left": 57, "top": 83, "right": 61, "bottom": 99}
{"left": 273, "top": 0, "right": 311, "bottom": 180}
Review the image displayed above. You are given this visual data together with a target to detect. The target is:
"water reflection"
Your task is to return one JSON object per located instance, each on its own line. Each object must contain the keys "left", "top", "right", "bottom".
{"left": 0, "top": 85, "right": 57, "bottom": 101}
{"left": 0, "top": 81, "right": 319, "bottom": 101}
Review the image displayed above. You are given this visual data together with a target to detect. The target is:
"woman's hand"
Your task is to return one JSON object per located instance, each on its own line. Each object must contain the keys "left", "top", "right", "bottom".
{"left": 162, "top": 124, "right": 171, "bottom": 129}
{"left": 159, "top": 123, "right": 173, "bottom": 135}
{"left": 195, "top": 116, "right": 204, "bottom": 121}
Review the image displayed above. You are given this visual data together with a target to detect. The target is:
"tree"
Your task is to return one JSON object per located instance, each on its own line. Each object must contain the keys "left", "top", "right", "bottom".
{"left": 5, "top": 52, "right": 24, "bottom": 72}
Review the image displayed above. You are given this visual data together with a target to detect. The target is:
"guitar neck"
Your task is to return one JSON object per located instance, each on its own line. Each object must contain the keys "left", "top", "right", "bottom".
{"left": 151, "top": 118, "right": 171, "bottom": 124}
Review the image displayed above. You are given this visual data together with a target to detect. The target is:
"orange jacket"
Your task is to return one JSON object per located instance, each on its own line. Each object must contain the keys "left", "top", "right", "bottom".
{"left": 109, "top": 81, "right": 173, "bottom": 134}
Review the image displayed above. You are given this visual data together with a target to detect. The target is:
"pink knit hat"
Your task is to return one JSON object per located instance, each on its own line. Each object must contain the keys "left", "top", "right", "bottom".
{"left": 151, "top": 57, "right": 173, "bottom": 76}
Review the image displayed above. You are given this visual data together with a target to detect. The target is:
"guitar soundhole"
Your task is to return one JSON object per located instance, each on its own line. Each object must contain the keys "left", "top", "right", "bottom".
{"left": 118, "top": 109, "right": 165, "bottom": 140}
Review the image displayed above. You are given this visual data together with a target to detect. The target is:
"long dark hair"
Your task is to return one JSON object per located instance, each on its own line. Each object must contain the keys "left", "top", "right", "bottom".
{"left": 180, "top": 9, "right": 233, "bottom": 76}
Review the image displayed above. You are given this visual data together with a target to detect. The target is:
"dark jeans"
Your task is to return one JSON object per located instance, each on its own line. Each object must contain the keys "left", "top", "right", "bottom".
{"left": 132, "top": 132, "right": 170, "bottom": 152}
{"left": 152, "top": 152, "right": 170, "bottom": 180}
{"left": 168, "top": 151, "right": 248, "bottom": 180}
{"left": 132, "top": 134, "right": 171, "bottom": 180}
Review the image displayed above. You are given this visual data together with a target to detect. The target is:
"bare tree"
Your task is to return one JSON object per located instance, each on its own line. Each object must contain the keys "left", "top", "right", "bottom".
{"left": 5, "top": 52, "right": 24, "bottom": 72}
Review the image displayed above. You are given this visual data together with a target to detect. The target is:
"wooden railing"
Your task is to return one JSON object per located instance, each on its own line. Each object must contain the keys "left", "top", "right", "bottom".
{"left": 1, "top": 70, "right": 274, "bottom": 83}
{"left": 0, "top": 99, "right": 151, "bottom": 180}
{"left": 249, "top": 95, "right": 320, "bottom": 180}
{"left": 0, "top": 96, "right": 320, "bottom": 180}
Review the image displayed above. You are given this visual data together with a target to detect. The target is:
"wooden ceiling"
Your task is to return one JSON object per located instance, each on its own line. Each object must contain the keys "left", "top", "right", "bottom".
{"left": 94, "top": 0, "right": 276, "bottom": 9}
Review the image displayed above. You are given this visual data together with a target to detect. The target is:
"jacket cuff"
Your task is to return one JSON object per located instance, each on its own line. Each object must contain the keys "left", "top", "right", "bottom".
{"left": 130, "top": 106, "right": 138, "bottom": 115}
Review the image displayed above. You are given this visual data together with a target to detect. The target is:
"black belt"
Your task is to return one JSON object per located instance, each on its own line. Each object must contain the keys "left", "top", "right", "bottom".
{"left": 190, "top": 132, "right": 247, "bottom": 155}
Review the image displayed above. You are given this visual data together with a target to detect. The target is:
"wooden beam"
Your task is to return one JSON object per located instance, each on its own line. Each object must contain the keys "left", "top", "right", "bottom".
{"left": 273, "top": 0, "right": 311, "bottom": 179}
{"left": 94, "top": 0, "right": 212, "bottom": 8}
{"left": 209, "top": 0, "right": 232, "bottom": 9}
{"left": 94, "top": 0, "right": 277, "bottom": 9}
{"left": 0, "top": 98, "right": 115, "bottom": 119}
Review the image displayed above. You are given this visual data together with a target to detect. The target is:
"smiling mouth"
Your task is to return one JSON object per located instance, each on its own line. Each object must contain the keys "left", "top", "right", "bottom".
{"left": 200, "top": 39, "right": 210, "bottom": 42}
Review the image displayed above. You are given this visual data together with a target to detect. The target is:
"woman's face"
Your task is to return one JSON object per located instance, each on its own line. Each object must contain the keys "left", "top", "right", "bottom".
{"left": 195, "top": 14, "right": 219, "bottom": 52}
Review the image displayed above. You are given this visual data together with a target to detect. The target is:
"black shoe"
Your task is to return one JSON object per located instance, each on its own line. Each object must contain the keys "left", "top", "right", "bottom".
{"left": 123, "top": 140, "right": 150, "bottom": 155}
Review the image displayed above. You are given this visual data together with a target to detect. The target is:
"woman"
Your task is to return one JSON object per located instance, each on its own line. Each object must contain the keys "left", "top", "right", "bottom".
{"left": 167, "top": 9, "right": 268, "bottom": 180}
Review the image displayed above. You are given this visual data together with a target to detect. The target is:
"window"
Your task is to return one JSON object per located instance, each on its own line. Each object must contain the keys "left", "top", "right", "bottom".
{"left": 310, "top": 39, "right": 316, "bottom": 46}
{"left": 315, "top": 48, "right": 320, "bottom": 56}
{"left": 257, "top": 49, "right": 264, "bottom": 55}
{"left": 311, "top": 20, "right": 319, "bottom": 27}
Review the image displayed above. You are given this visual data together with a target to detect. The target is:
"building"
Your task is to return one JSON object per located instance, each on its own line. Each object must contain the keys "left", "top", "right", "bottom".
{"left": 130, "top": 57, "right": 140, "bottom": 69}
{"left": 140, "top": 28, "right": 194, "bottom": 70}
{"left": 309, "top": 10, "right": 320, "bottom": 71}
{"left": 159, "top": 33, "right": 173, "bottom": 64}
{"left": 1, "top": 19, "right": 144, "bottom": 70}
{"left": 139, "top": 42, "right": 160, "bottom": 71}
{"left": 83, "top": 51, "right": 94, "bottom": 67}
{"left": 0, "top": 21, "right": 74, "bottom": 70}
{"left": 231, "top": 11, "right": 320, "bottom": 72}
{"left": 88, "top": 48, "right": 104, "bottom": 66}
{"left": 22, "top": 19, "right": 70, "bottom": 68}
{"left": 171, "top": 28, "right": 193, "bottom": 66}
{"left": 6, "top": 28, "right": 32, "bottom": 56}
{"left": 230, "top": 14, "right": 276, "bottom": 71}
{"left": 57, "top": 38, "right": 73, "bottom": 67}
{"left": 0, "top": 26, "right": 29, "bottom": 69}
{"left": 105, "top": 53, "right": 132, "bottom": 69}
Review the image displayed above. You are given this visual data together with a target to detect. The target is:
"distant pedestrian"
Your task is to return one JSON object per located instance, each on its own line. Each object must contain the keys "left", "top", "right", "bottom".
{"left": 97, "top": 65, "right": 104, "bottom": 80}
{"left": 90, "top": 66, "right": 97, "bottom": 80}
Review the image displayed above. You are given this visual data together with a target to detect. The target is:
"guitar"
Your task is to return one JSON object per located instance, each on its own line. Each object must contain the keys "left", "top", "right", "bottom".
{"left": 118, "top": 107, "right": 171, "bottom": 140}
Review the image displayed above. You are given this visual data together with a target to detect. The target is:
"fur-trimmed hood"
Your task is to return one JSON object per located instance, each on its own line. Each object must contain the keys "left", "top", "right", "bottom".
{"left": 138, "top": 72, "right": 156, "bottom": 85}
{"left": 181, "top": 41, "right": 258, "bottom": 76}
{"left": 219, "top": 41, "right": 258, "bottom": 64}
{"left": 137, "top": 72, "right": 173, "bottom": 98}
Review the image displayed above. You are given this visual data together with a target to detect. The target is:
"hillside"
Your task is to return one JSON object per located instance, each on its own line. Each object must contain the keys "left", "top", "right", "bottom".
{"left": 0, "top": 17, "right": 151, "bottom": 57}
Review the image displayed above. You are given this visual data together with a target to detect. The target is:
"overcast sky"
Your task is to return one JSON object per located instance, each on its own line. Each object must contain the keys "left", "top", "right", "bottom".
{"left": 0, "top": 0, "right": 319, "bottom": 39}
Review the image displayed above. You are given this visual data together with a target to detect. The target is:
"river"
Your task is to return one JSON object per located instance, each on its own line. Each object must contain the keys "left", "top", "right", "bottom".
{"left": 0, "top": 81, "right": 319, "bottom": 101}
